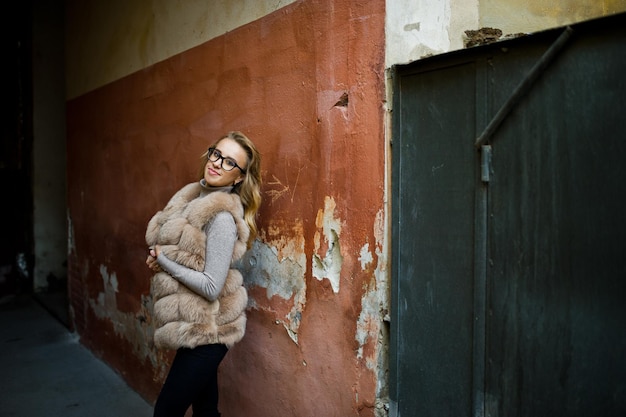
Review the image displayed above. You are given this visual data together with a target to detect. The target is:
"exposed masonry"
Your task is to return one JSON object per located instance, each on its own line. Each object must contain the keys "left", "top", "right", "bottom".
{"left": 463, "top": 27, "right": 526, "bottom": 48}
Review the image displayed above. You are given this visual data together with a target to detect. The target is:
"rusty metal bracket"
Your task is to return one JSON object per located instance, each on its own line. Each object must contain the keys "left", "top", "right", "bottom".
{"left": 474, "top": 26, "right": 575, "bottom": 149}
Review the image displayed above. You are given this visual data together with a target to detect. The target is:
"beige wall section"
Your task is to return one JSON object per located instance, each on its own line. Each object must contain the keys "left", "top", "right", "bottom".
{"left": 480, "top": 0, "right": 626, "bottom": 34}
{"left": 385, "top": 0, "right": 479, "bottom": 65}
{"left": 65, "top": 0, "right": 297, "bottom": 99}
{"left": 386, "top": 0, "right": 626, "bottom": 66}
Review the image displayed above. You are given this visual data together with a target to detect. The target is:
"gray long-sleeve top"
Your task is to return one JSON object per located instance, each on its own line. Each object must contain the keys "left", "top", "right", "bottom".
{"left": 156, "top": 185, "right": 238, "bottom": 302}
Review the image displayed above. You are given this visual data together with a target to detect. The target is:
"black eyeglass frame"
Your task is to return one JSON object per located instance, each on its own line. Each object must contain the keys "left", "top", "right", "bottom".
{"left": 207, "top": 147, "right": 247, "bottom": 173}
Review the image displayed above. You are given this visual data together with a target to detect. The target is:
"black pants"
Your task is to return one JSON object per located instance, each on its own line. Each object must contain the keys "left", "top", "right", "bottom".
{"left": 153, "top": 344, "right": 228, "bottom": 417}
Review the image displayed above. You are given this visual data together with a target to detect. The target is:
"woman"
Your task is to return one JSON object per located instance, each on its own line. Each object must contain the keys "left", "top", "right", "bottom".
{"left": 145, "top": 131, "right": 262, "bottom": 417}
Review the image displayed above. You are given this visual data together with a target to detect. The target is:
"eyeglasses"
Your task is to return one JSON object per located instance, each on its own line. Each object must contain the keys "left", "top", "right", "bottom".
{"left": 207, "top": 147, "right": 246, "bottom": 173}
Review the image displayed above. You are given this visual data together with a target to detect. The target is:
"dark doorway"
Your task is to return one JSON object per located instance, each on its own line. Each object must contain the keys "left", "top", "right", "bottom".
{"left": 0, "top": 1, "right": 34, "bottom": 301}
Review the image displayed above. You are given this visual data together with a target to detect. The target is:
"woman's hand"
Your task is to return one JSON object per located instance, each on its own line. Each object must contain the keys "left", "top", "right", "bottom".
{"left": 146, "top": 245, "right": 162, "bottom": 272}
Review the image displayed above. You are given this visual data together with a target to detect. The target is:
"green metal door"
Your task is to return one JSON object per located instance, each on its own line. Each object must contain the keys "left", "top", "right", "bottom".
{"left": 391, "top": 13, "right": 626, "bottom": 417}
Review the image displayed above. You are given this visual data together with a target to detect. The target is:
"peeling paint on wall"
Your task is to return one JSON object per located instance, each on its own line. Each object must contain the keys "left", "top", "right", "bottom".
{"left": 356, "top": 208, "right": 391, "bottom": 415}
{"left": 89, "top": 264, "right": 158, "bottom": 368}
{"left": 355, "top": 209, "right": 388, "bottom": 365}
{"left": 312, "top": 196, "right": 343, "bottom": 293}
{"left": 237, "top": 224, "right": 307, "bottom": 344}
{"left": 66, "top": 0, "right": 388, "bottom": 413}
{"left": 359, "top": 243, "right": 374, "bottom": 270}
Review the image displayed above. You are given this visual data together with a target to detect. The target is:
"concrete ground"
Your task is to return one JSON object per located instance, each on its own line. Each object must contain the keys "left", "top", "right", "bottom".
{"left": 0, "top": 294, "right": 153, "bottom": 417}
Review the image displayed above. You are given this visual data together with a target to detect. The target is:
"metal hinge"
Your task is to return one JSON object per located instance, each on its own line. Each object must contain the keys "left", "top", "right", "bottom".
{"left": 481, "top": 145, "right": 492, "bottom": 183}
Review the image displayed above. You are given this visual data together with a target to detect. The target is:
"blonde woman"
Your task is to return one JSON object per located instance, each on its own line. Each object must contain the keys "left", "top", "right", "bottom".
{"left": 145, "top": 131, "right": 261, "bottom": 417}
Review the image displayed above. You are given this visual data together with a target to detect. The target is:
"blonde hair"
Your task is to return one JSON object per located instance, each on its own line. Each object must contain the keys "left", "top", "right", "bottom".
{"left": 201, "top": 131, "right": 262, "bottom": 248}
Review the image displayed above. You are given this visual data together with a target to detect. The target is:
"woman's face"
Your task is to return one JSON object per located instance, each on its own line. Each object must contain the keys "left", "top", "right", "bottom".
{"left": 204, "top": 138, "right": 247, "bottom": 187}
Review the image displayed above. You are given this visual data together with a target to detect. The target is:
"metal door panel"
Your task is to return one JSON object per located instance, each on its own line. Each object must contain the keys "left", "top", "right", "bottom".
{"left": 391, "top": 63, "right": 477, "bottom": 417}
{"left": 392, "top": 13, "right": 626, "bottom": 417}
{"left": 486, "top": 22, "right": 626, "bottom": 417}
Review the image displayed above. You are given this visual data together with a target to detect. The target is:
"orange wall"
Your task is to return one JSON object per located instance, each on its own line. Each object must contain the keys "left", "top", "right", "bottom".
{"left": 66, "top": 1, "right": 387, "bottom": 416}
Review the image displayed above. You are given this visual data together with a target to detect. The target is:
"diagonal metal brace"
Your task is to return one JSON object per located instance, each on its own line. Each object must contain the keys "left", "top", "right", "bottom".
{"left": 474, "top": 26, "right": 575, "bottom": 149}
